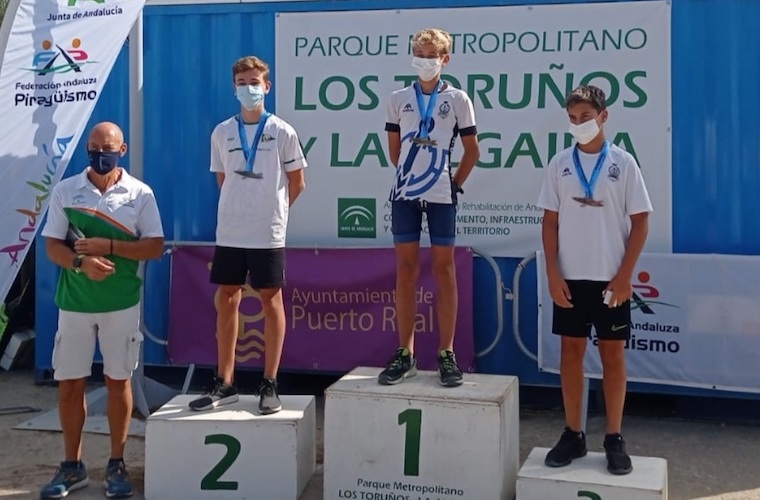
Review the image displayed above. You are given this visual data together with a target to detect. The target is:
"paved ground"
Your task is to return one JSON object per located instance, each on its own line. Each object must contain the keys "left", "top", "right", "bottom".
{"left": 1, "top": 369, "right": 760, "bottom": 499}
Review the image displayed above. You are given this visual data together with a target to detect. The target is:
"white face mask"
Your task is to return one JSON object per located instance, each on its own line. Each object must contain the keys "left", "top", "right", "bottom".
{"left": 411, "top": 56, "right": 442, "bottom": 82}
{"left": 236, "top": 84, "right": 265, "bottom": 111}
{"left": 568, "top": 117, "right": 601, "bottom": 145}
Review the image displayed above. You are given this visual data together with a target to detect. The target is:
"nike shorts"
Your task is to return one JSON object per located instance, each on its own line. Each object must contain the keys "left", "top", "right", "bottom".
{"left": 552, "top": 280, "right": 631, "bottom": 340}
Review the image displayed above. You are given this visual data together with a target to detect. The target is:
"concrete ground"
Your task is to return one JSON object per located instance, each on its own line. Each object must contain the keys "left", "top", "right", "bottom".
{"left": 1, "top": 369, "right": 759, "bottom": 500}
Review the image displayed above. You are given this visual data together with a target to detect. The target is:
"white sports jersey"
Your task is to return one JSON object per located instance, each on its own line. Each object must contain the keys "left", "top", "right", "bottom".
{"left": 537, "top": 143, "right": 653, "bottom": 281}
{"left": 210, "top": 114, "right": 307, "bottom": 249}
{"left": 385, "top": 83, "right": 477, "bottom": 203}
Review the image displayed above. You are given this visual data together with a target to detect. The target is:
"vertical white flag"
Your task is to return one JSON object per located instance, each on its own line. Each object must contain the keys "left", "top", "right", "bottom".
{"left": 0, "top": 0, "right": 144, "bottom": 303}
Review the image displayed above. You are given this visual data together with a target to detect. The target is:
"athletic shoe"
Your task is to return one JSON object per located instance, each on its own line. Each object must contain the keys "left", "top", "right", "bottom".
{"left": 604, "top": 433, "right": 633, "bottom": 475}
{"left": 437, "top": 350, "right": 464, "bottom": 387}
{"left": 103, "top": 460, "right": 133, "bottom": 498}
{"left": 378, "top": 348, "right": 417, "bottom": 385}
{"left": 188, "top": 376, "right": 239, "bottom": 411}
{"left": 40, "top": 461, "right": 89, "bottom": 499}
{"left": 545, "top": 427, "right": 588, "bottom": 467}
{"left": 257, "top": 378, "right": 282, "bottom": 415}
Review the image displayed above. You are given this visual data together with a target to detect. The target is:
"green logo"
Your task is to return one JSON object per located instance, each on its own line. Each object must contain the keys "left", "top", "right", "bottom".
{"left": 338, "top": 198, "right": 376, "bottom": 238}
{"left": 578, "top": 492, "right": 602, "bottom": 500}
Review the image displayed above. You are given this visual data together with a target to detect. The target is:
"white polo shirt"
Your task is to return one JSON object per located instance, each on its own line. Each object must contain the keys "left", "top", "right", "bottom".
{"left": 210, "top": 114, "right": 307, "bottom": 249}
{"left": 385, "top": 83, "right": 477, "bottom": 203}
{"left": 41, "top": 167, "right": 164, "bottom": 312}
{"left": 537, "top": 143, "right": 653, "bottom": 281}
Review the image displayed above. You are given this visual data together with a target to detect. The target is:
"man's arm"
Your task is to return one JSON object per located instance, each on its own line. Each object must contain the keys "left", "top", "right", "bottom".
{"left": 73, "top": 236, "right": 164, "bottom": 260}
{"left": 112, "top": 237, "right": 165, "bottom": 260}
{"left": 607, "top": 212, "right": 649, "bottom": 305}
{"left": 287, "top": 169, "right": 306, "bottom": 206}
{"left": 542, "top": 209, "right": 573, "bottom": 308}
{"left": 47, "top": 238, "right": 115, "bottom": 281}
{"left": 387, "top": 131, "right": 401, "bottom": 168}
{"left": 216, "top": 172, "right": 225, "bottom": 188}
{"left": 452, "top": 134, "right": 479, "bottom": 188}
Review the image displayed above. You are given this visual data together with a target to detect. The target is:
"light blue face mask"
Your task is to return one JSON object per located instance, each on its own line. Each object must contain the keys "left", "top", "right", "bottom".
{"left": 236, "top": 85, "right": 265, "bottom": 111}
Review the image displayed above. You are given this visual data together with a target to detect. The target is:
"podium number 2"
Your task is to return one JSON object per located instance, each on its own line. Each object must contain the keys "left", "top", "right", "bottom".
{"left": 398, "top": 409, "right": 422, "bottom": 476}
{"left": 201, "top": 434, "right": 241, "bottom": 491}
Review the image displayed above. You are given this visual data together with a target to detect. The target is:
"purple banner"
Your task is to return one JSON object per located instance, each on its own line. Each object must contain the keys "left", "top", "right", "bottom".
{"left": 168, "top": 247, "right": 474, "bottom": 372}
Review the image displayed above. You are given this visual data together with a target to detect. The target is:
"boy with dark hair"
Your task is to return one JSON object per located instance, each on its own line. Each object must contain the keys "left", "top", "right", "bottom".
{"left": 537, "top": 85, "right": 652, "bottom": 475}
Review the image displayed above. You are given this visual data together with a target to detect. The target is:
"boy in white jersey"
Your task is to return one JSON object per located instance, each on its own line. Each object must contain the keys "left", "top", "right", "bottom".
{"left": 189, "top": 56, "right": 307, "bottom": 415}
{"left": 379, "top": 28, "right": 480, "bottom": 387}
{"left": 537, "top": 86, "right": 652, "bottom": 475}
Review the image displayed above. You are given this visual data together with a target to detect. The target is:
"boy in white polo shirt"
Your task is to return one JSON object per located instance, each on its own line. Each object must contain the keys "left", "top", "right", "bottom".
{"left": 379, "top": 28, "right": 480, "bottom": 387}
{"left": 189, "top": 56, "right": 307, "bottom": 415}
{"left": 537, "top": 85, "right": 652, "bottom": 475}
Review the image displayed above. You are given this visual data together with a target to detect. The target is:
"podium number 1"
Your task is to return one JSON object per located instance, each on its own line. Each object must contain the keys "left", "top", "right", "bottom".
{"left": 201, "top": 434, "right": 241, "bottom": 491}
{"left": 398, "top": 409, "right": 422, "bottom": 476}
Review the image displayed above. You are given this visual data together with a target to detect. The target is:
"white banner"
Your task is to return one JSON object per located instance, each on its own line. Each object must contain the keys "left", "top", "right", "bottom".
{"left": 0, "top": 0, "right": 143, "bottom": 303}
{"left": 275, "top": 1, "right": 672, "bottom": 256}
{"left": 537, "top": 251, "right": 760, "bottom": 393}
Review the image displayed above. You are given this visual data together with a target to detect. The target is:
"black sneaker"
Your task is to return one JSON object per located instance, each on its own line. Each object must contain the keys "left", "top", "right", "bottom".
{"left": 188, "top": 376, "right": 239, "bottom": 411}
{"left": 257, "top": 378, "right": 282, "bottom": 415}
{"left": 103, "top": 460, "right": 134, "bottom": 499}
{"left": 438, "top": 350, "right": 464, "bottom": 387}
{"left": 604, "top": 433, "right": 633, "bottom": 475}
{"left": 545, "top": 427, "right": 588, "bottom": 467}
{"left": 378, "top": 348, "right": 417, "bottom": 385}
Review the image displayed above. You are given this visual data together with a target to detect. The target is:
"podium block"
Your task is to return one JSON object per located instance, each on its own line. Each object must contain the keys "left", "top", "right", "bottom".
{"left": 324, "top": 367, "right": 519, "bottom": 500}
{"left": 145, "top": 395, "right": 316, "bottom": 500}
{"left": 517, "top": 447, "right": 668, "bottom": 500}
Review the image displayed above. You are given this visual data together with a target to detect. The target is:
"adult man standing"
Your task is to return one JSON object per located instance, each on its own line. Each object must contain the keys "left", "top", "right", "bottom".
{"left": 40, "top": 122, "right": 164, "bottom": 499}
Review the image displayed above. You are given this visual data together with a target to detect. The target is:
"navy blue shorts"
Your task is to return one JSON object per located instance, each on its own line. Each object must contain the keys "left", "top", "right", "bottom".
{"left": 391, "top": 200, "right": 456, "bottom": 246}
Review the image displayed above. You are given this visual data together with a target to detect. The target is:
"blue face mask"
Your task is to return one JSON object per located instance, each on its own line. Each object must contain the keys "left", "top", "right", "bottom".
{"left": 88, "top": 150, "right": 120, "bottom": 175}
{"left": 236, "top": 85, "right": 265, "bottom": 111}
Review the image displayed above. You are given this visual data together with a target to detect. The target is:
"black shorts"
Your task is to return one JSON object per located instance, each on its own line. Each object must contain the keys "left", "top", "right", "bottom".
{"left": 553, "top": 280, "right": 631, "bottom": 340}
{"left": 209, "top": 246, "right": 286, "bottom": 289}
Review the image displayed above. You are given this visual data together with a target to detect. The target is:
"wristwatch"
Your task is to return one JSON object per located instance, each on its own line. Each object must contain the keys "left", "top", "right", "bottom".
{"left": 453, "top": 181, "right": 464, "bottom": 194}
{"left": 72, "top": 255, "right": 85, "bottom": 274}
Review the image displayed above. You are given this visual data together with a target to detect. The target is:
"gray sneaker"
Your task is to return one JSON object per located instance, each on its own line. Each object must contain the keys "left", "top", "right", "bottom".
{"left": 40, "top": 461, "right": 89, "bottom": 499}
{"left": 189, "top": 376, "right": 239, "bottom": 411}
{"left": 258, "top": 378, "right": 282, "bottom": 415}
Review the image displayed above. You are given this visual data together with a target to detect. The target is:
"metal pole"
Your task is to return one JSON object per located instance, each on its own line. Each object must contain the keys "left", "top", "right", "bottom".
{"left": 128, "top": 11, "right": 143, "bottom": 180}
{"left": 125, "top": 10, "right": 178, "bottom": 417}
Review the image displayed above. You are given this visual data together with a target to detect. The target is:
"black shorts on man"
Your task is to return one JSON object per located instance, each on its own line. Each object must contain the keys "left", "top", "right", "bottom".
{"left": 210, "top": 246, "right": 286, "bottom": 289}
{"left": 552, "top": 280, "right": 631, "bottom": 340}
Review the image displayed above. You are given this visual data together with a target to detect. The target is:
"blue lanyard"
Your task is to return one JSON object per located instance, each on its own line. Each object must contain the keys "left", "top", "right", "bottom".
{"left": 413, "top": 80, "right": 442, "bottom": 140}
{"left": 237, "top": 111, "right": 271, "bottom": 174}
{"left": 572, "top": 141, "right": 609, "bottom": 199}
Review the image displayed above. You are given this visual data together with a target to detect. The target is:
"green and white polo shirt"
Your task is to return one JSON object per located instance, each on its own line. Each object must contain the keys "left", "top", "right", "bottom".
{"left": 41, "top": 168, "right": 164, "bottom": 313}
